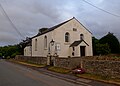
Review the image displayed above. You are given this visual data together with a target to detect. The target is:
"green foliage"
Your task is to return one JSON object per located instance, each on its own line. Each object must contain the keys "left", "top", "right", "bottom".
{"left": 93, "top": 32, "right": 120, "bottom": 55}
{"left": 0, "top": 44, "right": 22, "bottom": 59}
{"left": 92, "top": 37, "right": 99, "bottom": 55}
{"left": 99, "top": 32, "right": 120, "bottom": 54}
{"left": 6, "top": 56, "right": 10, "bottom": 59}
{"left": 96, "top": 43, "right": 111, "bottom": 55}
{"left": 11, "top": 52, "right": 20, "bottom": 58}
{"left": 0, "top": 53, "right": 2, "bottom": 57}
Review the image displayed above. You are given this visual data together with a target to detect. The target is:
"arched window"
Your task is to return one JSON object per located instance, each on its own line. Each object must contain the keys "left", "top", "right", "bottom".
{"left": 35, "top": 39, "right": 37, "bottom": 51}
{"left": 44, "top": 36, "right": 47, "bottom": 49}
{"left": 80, "top": 34, "right": 84, "bottom": 40}
{"left": 65, "top": 32, "right": 70, "bottom": 42}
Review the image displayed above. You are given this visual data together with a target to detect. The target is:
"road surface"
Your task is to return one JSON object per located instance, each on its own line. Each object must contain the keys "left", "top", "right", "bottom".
{"left": 0, "top": 60, "right": 87, "bottom": 86}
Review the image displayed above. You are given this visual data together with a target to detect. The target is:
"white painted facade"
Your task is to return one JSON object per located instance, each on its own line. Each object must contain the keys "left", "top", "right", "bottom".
{"left": 24, "top": 17, "right": 93, "bottom": 57}
{"left": 24, "top": 46, "right": 32, "bottom": 56}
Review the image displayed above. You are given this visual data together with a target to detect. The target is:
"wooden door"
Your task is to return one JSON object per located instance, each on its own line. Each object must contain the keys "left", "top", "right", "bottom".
{"left": 80, "top": 46, "right": 86, "bottom": 56}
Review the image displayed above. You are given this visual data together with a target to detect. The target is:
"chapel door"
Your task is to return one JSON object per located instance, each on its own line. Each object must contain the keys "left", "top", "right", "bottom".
{"left": 80, "top": 46, "right": 86, "bottom": 56}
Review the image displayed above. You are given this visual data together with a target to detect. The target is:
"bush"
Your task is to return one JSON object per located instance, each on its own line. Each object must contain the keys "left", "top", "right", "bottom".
{"left": 6, "top": 56, "right": 10, "bottom": 59}
{"left": 11, "top": 53, "right": 17, "bottom": 58}
{"left": 96, "top": 43, "right": 111, "bottom": 55}
{"left": 0, "top": 53, "right": 2, "bottom": 57}
{"left": 99, "top": 32, "right": 120, "bottom": 54}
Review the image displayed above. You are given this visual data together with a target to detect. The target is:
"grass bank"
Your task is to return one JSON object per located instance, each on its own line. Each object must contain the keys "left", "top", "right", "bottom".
{"left": 8, "top": 59, "right": 46, "bottom": 68}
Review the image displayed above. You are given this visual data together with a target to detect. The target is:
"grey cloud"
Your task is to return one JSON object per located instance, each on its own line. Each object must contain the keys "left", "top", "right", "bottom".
{"left": 0, "top": 32, "right": 20, "bottom": 46}
{"left": 0, "top": 0, "right": 120, "bottom": 46}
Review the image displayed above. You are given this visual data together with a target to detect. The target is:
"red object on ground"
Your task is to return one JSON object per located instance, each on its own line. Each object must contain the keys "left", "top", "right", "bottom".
{"left": 72, "top": 68, "right": 85, "bottom": 74}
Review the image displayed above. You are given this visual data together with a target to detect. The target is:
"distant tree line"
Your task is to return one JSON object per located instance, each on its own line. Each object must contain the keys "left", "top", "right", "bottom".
{"left": 0, "top": 45, "right": 23, "bottom": 59}
{"left": 0, "top": 37, "right": 31, "bottom": 59}
{"left": 93, "top": 32, "right": 120, "bottom": 55}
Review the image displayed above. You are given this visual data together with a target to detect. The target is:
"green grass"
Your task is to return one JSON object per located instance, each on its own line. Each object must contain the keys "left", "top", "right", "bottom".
{"left": 8, "top": 59, "right": 46, "bottom": 68}
{"left": 19, "top": 61, "right": 46, "bottom": 67}
{"left": 48, "top": 66, "right": 70, "bottom": 74}
{"left": 76, "top": 73, "right": 120, "bottom": 83}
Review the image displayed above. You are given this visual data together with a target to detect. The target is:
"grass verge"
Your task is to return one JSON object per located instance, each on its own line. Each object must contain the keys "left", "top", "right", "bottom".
{"left": 48, "top": 66, "right": 70, "bottom": 74}
{"left": 8, "top": 59, "right": 46, "bottom": 68}
{"left": 76, "top": 73, "right": 120, "bottom": 85}
{"left": 48, "top": 66, "right": 120, "bottom": 85}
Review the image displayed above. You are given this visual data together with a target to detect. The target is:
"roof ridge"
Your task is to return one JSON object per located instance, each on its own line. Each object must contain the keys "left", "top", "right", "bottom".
{"left": 73, "top": 18, "right": 92, "bottom": 34}
{"left": 48, "top": 17, "right": 75, "bottom": 30}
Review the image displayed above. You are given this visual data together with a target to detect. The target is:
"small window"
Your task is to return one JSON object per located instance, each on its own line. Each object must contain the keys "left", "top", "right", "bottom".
{"left": 35, "top": 39, "right": 37, "bottom": 51}
{"left": 80, "top": 34, "right": 84, "bottom": 40}
{"left": 73, "top": 28, "right": 77, "bottom": 31}
{"left": 44, "top": 36, "right": 47, "bottom": 49}
{"left": 65, "top": 32, "right": 70, "bottom": 42}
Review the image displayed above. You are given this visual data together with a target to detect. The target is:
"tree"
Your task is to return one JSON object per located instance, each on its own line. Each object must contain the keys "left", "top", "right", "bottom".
{"left": 96, "top": 43, "right": 111, "bottom": 55}
{"left": 0, "top": 53, "right": 2, "bottom": 57}
{"left": 0, "top": 44, "right": 23, "bottom": 58}
{"left": 92, "top": 37, "right": 99, "bottom": 55}
{"left": 99, "top": 32, "right": 120, "bottom": 54}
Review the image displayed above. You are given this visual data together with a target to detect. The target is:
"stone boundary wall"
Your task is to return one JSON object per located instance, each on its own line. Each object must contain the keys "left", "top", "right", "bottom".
{"left": 15, "top": 55, "right": 47, "bottom": 65}
{"left": 15, "top": 55, "right": 120, "bottom": 79}
{"left": 55, "top": 57, "right": 82, "bottom": 69}
{"left": 54, "top": 57, "right": 120, "bottom": 79}
{"left": 82, "top": 60, "right": 120, "bottom": 79}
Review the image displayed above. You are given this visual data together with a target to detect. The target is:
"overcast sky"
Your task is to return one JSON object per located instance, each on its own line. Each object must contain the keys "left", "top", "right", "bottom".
{"left": 0, "top": 0, "right": 120, "bottom": 46}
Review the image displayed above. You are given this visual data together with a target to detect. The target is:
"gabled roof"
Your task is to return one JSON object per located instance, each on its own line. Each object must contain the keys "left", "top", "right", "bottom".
{"left": 74, "top": 18, "right": 92, "bottom": 34}
{"left": 32, "top": 17, "right": 74, "bottom": 38}
{"left": 70, "top": 40, "right": 89, "bottom": 47}
{"left": 32, "top": 17, "right": 92, "bottom": 39}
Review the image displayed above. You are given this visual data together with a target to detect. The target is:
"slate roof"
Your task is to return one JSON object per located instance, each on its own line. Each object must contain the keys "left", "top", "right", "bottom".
{"left": 32, "top": 17, "right": 92, "bottom": 39}
{"left": 70, "top": 40, "right": 89, "bottom": 47}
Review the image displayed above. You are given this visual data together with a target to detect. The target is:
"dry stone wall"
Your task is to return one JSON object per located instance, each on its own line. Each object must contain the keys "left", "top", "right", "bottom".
{"left": 15, "top": 55, "right": 47, "bottom": 65}
{"left": 55, "top": 57, "right": 120, "bottom": 79}
{"left": 15, "top": 55, "right": 120, "bottom": 79}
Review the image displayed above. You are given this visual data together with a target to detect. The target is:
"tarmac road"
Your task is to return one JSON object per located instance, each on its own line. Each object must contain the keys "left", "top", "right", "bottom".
{"left": 0, "top": 60, "right": 85, "bottom": 86}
